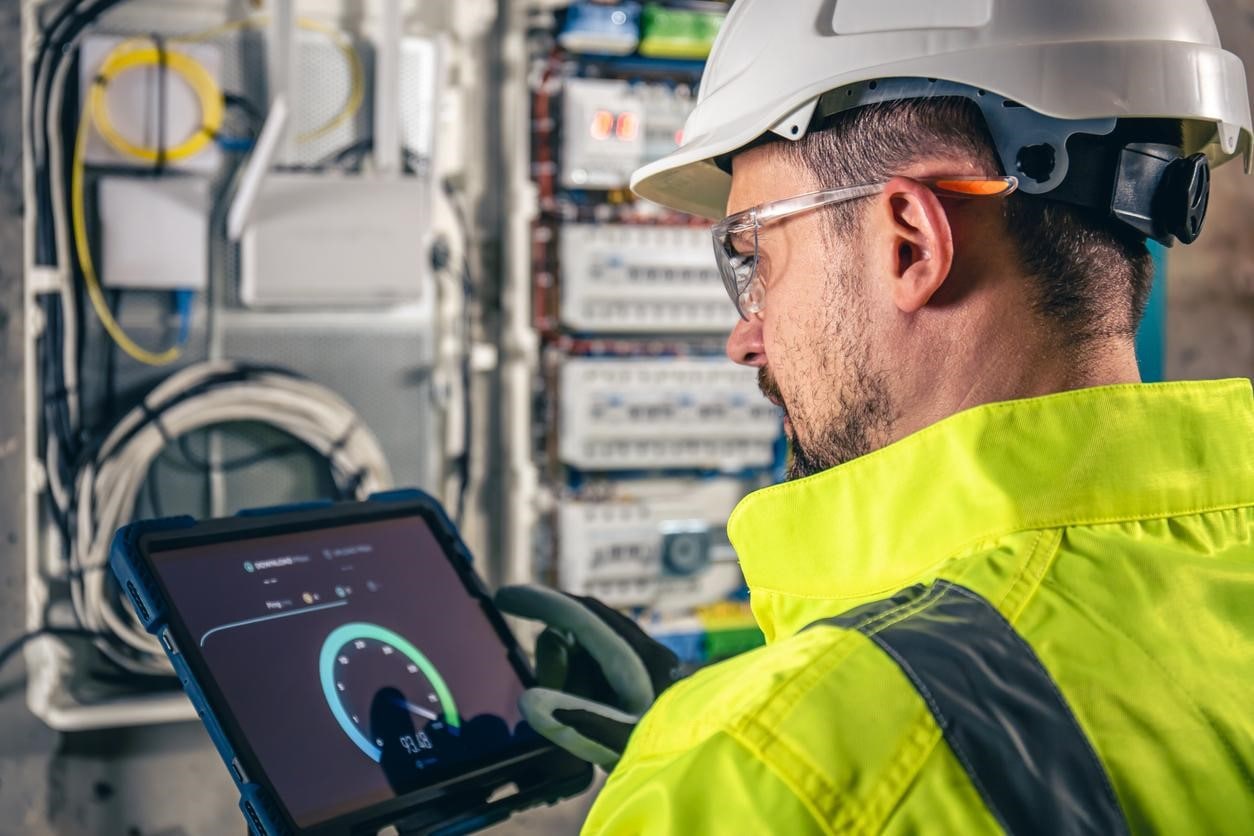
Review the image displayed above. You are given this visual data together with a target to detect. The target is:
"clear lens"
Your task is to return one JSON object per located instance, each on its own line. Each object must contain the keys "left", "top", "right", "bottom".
{"left": 712, "top": 217, "right": 760, "bottom": 320}
{"left": 739, "top": 277, "right": 764, "bottom": 315}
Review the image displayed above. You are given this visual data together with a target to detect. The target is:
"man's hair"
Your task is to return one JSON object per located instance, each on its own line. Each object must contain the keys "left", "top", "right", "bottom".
{"left": 780, "top": 97, "right": 1157, "bottom": 343}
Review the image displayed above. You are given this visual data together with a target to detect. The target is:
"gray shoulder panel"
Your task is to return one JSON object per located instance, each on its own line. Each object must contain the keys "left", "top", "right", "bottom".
{"left": 810, "top": 580, "right": 1127, "bottom": 836}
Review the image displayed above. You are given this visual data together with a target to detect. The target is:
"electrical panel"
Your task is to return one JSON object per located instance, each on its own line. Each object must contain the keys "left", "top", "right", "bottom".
{"left": 559, "top": 357, "right": 780, "bottom": 471}
{"left": 557, "top": 479, "right": 746, "bottom": 612}
{"left": 561, "top": 77, "right": 646, "bottom": 189}
{"left": 17, "top": 0, "right": 756, "bottom": 739}
{"left": 558, "top": 223, "right": 734, "bottom": 333}
{"left": 559, "top": 77, "right": 698, "bottom": 191}
{"left": 20, "top": 1, "right": 467, "bottom": 733}
{"left": 640, "top": 82, "right": 694, "bottom": 165}
{"left": 525, "top": 2, "right": 770, "bottom": 656}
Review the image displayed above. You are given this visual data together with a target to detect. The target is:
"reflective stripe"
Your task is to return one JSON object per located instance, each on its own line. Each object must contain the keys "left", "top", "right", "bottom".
{"left": 810, "top": 580, "right": 1128, "bottom": 836}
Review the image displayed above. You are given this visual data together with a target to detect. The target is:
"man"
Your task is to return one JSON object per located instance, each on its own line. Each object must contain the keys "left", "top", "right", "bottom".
{"left": 498, "top": 0, "right": 1254, "bottom": 831}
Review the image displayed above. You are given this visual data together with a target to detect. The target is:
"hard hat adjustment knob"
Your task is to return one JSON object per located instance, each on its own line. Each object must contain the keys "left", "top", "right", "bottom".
{"left": 1111, "top": 143, "right": 1210, "bottom": 246}
{"left": 1157, "top": 153, "right": 1210, "bottom": 245}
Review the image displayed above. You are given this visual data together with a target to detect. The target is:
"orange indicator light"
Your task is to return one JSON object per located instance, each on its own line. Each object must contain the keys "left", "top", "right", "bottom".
{"left": 590, "top": 110, "right": 615, "bottom": 141}
{"left": 615, "top": 111, "right": 639, "bottom": 142}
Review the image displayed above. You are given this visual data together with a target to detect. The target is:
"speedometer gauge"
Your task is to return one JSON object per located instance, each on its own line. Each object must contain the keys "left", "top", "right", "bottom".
{"left": 319, "top": 622, "right": 460, "bottom": 763}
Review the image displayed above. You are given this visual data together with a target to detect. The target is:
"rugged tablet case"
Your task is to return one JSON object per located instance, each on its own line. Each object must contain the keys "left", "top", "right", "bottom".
{"left": 109, "top": 489, "right": 593, "bottom": 836}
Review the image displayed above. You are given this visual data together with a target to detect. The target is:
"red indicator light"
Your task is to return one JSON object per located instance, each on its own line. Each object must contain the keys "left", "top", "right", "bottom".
{"left": 590, "top": 110, "right": 614, "bottom": 141}
{"left": 615, "top": 111, "right": 639, "bottom": 142}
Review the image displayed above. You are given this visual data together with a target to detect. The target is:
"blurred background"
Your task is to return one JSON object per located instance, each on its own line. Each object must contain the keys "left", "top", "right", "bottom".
{"left": 0, "top": 1, "right": 1249, "bottom": 834}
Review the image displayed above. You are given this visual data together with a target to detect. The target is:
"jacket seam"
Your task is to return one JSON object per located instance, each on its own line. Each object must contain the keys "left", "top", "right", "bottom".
{"left": 847, "top": 583, "right": 949, "bottom": 637}
{"left": 722, "top": 726, "right": 841, "bottom": 836}
{"left": 744, "top": 587, "right": 952, "bottom": 832}
{"left": 849, "top": 713, "right": 945, "bottom": 834}
{"left": 628, "top": 624, "right": 869, "bottom": 762}
{"left": 746, "top": 502, "right": 1252, "bottom": 602}
{"left": 996, "top": 528, "right": 1060, "bottom": 623}
{"left": 866, "top": 626, "right": 1014, "bottom": 834}
{"left": 735, "top": 713, "right": 850, "bottom": 834}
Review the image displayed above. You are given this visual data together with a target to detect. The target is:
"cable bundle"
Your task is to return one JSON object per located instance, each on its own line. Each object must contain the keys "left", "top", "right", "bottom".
{"left": 24, "top": 3, "right": 377, "bottom": 679}
{"left": 13, "top": 5, "right": 442, "bottom": 693}
{"left": 70, "top": 361, "right": 393, "bottom": 675}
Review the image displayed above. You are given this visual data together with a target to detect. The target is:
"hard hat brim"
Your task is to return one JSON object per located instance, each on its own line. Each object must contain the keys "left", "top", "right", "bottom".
{"left": 632, "top": 153, "right": 734, "bottom": 220}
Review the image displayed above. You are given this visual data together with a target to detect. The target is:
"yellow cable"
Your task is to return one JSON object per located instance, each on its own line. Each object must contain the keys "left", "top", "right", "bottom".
{"left": 74, "top": 18, "right": 367, "bottom": 366}
{"left": 174, "top": 15, "right": 365, "bottom": 145}
{"left": 89, "top": 40, "right": 225, "bottom": 164}
{"left": 289, "top": 18, "right": 366, "bottom": 144}
{"left": 72, "top": 92, "right": 182, "bottom": 366}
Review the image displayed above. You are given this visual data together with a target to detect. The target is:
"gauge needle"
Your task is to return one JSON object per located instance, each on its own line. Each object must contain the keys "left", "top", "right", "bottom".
{"left": 394, "top": 698, "right": 439, "bottom": 722}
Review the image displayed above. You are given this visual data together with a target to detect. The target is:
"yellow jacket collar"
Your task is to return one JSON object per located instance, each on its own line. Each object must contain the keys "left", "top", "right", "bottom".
{"left": 729, "top": 380, "right": 1254, "bottom": 612}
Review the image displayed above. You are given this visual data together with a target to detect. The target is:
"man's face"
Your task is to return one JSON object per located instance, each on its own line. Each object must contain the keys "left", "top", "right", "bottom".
{"left": 724, "top": 145, "right": 894, "bottom": 479}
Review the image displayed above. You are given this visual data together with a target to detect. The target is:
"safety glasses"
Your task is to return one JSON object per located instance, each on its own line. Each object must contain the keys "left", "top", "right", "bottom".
{"left": 711, "top": 176, "right": 1019, "bottom": 320}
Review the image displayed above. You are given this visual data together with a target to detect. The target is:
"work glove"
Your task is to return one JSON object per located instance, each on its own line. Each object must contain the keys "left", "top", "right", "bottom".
{"left": 495, "top": 585, "right": 682, "bottom": 770}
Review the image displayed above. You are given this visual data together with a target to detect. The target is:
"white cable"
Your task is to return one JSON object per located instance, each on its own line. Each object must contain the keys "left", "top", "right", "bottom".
{"left": 70, "top": 362, "right": 393, "bottom": 673}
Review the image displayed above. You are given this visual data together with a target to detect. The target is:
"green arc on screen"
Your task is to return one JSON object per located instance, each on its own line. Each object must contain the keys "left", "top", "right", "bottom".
{"left": 319, "top": 622, "right": 460, "bottom": 763}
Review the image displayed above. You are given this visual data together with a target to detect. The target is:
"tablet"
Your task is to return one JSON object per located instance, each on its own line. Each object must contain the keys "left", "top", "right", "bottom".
{"left": 110, "top": 490, "right": 592, "bottom": 836}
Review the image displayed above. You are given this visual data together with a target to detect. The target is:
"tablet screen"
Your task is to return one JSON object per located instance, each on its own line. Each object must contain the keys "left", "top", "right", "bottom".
{"left": 148, "top": 513, "right": 536, "bottom": 828}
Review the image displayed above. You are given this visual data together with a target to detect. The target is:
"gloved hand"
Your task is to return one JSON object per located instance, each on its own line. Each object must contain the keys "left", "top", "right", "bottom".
{"left": 495, "top": 585, "right": 682, "bottom": 770}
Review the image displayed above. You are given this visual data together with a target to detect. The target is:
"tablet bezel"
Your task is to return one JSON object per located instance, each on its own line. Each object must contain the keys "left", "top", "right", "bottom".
{"left": 134, "top": 496, "right": 583, "bottom": 835}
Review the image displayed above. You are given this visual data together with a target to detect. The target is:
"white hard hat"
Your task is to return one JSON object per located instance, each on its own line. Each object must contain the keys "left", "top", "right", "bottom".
{"left": 631, "top": 0, "right": 1253, "bottom": 237}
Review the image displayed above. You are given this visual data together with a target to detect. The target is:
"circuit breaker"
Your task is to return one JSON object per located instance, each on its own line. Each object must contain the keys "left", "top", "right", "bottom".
{"left": 556, "top": 479, "right": 746, "bottom": 612}
{"left": 561, "top": 77, "right": 645, "bottom": 189}
{"left": 560, "top": 76, "right": 698, "bottom": 191}
{"left": 559, "top": 357, "right": 780, "bottom": 472}
{"left": 558, "top": 223, "right": 733, "bottom": 333}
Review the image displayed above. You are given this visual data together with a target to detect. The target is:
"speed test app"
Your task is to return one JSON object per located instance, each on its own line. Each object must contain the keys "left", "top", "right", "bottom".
{"left": 151, "top": 514, "right": 535, "bottom": 828}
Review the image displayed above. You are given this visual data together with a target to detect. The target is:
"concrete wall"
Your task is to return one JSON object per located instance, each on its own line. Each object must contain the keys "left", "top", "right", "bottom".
{"left": 1168, "top": 0, "right": 1254, "bottom": 380}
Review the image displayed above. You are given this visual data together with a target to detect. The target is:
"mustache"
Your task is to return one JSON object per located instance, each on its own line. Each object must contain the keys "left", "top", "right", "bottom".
{"left": 757, "top": 368, "right": 787, "bottom": 414}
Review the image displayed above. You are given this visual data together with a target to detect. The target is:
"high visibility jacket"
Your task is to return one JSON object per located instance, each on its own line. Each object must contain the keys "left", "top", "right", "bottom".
{"left": 583, "top": 379, "right": 1254, "bottom": 834}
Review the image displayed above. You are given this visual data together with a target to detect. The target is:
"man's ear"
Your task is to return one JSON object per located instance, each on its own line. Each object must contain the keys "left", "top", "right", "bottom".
{"left": 872, "top": 176, "right": 955, "bottom": 313}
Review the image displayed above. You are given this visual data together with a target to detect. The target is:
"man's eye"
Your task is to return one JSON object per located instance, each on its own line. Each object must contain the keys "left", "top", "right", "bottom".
{"left": 729, "top": 237, "right": 755, "bottom": 259}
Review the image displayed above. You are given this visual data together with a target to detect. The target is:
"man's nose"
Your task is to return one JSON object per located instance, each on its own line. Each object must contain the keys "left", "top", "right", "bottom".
{"left": 726, "top": 314, "right": 766, "bottom": 368}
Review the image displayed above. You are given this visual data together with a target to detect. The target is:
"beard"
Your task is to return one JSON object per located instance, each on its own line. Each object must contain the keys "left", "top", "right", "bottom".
{"left": 759, "top": 361, "right": 893, "bottom": 480}
{"left": 757, "top": 279, "right": 895, "bottom": 480}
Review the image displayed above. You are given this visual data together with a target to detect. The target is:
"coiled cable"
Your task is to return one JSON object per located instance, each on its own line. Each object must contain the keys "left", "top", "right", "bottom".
{"left": 70, "top": 362, "right": 393, "bottom": 674}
